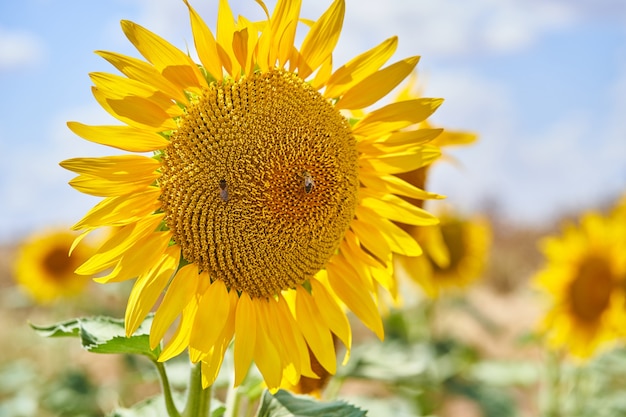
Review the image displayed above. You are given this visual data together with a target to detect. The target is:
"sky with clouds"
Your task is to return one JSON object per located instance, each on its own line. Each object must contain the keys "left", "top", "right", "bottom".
{"left": 1, "top": 0, "right": 625, "bottom": 242}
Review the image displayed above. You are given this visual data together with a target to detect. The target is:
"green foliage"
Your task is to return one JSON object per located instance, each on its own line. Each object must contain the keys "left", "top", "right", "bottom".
{"left": 257, "top": 390, "right": 366, "bottom": 417}
{"left": 31, "top": 315, "right": 160, "bottom": 360}
{"left": 335, "top": 304, "right": 521, "bottom": 416}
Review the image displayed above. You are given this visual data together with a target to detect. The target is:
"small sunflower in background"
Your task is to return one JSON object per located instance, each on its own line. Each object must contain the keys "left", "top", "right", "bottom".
{"left": 398, "top": 212, "right": 491, "bottom": 298}
{"left": 534, "top": 203, "right": 626, "bottom": 359}
{"left": 392, "top": 74, "right": 484, "bottom": 299}
{"left": 61, "top": 0, "right": 445, "bottom": 390}
{"left": 13, "top": 230, "right": 94, "bottom": 304}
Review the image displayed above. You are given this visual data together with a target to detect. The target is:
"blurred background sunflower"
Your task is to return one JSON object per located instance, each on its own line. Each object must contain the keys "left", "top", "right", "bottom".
{"left": 534, "top": 201, "right": 626, "bottom": 359}
{"left": 13, "top": 229, "right": 94, "bottom": 304}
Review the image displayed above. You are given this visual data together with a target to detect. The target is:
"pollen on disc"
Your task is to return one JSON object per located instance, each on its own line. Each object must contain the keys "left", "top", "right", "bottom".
{"left": 160, "top": 69, "right": 359, "bottom": 298}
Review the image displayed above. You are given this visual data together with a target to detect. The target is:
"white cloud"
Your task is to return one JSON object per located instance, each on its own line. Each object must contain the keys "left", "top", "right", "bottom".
{"left": 324, "top": 0, "right": 577, "bottom": 61}
{"left": 0, "top": 27, "right": 45, "bottom": 71}
{"left": 422, "top": 65, "right": 626, "bottom": 225}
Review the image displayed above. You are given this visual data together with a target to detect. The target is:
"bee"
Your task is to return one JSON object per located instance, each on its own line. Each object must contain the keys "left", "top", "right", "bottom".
{"left": 219, "top": 179, "right": 229, "bottom": 201}
{"left": 303, "top": 171, "right": 314, "bottom": 194}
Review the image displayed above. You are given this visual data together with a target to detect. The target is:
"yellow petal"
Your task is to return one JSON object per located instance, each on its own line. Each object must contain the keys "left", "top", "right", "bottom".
{"left": 232, "top": 27, "right": 249, "bottom": 72}
{"left": 234, "top": 292, "right": 256, "bottom": 386}
{"left": 336, "top": 56, "right": 419, "bottom": 110}
{"left": 89, "top": 72, "right": 180, "bottom": 117}
{"left": 120, "top": 20, "right": 206, "bottom": 93}
{"left": 276, "top": 294, "right": 315, "bottom": 378}
{"left": 76, "top": 214, "right": 164, "bottom": 275}
{"left": 125, "top": 246, "right": 180, "bottom": 335}
{"left": 356, "top": 206, "right": 422, "bottom": 256}
{"left": 325, "top": 36, "right": 397, "bottom": 98}
{"left": 253, "top": 299, "right": 283, "bottom": 390}
{"left": 349, "top": 218, "right": 392, "bottom": 263}
{"left": 361, "top": 144, "right": 441, "bottom": 174}
{"left": 295, "top": 286, "right": 336, "bottom": 375}
{"left": 263, "top": 301, "right": 301, "bottom": 384}
{"left": 341, "top": 229, "right": 382, "bottom": 269}
{"left": 92, "top": 87, "right": 177, "bottom": 131}
{"left": 310, "top": 279, "right": 351, "bottom": 364}
{"left": 298, "top": 0, "right": 344, "bottom": 79}
{"left": 311, "top": 55, "right": 333, "bottom": 91}
{"left": 269, "top": 0, "right": 302, "bottom": 67}
{"left": 182, "top": 0, "right": 223, "bottom": 81}
{"left": 190, "top": 280, "right": 230, "bottom": 354}
{"left": 67, "top": 174, "right": 158, "bottom": 197}
{"left": 327, "top": 256, "right": 384, "bottom": 339}
{"left": 201, "top": 290, "right": 237, "bottom": 385}
{"left": 67, "top": 122, "right": 169, "bottom": 153}
{"left": 216, "top": 0, "right": 240, "bottom": 77}
{"left": 353, "top": 98, "right": 444, "bottom": 137}
{"left": 94, "top": 230, "right": 171, "bottom": 283}
{"left": 200, "top": 331, "right": 232, "bottom": 387}
{"left": 72, "top": 188, "right": 161, "bottom": 230}
{"left": 371, "top": 262, "right": 398, "bottom": 299}
{"left": 433, "top": 129, "right": 478, "bottom": 147}
{"left": 160, "top": 296, "right": 198, "bottom": 361}
{"left": 359, "top": 172, "right": 444, "bottom": 201}
{"left": 96, "top": 50, "right": 187, "bottom": 103}
{"left": 150, "top": 264, "right": 199, "bottom": 349}
{"left": 61, "top": 155, "right": 160, "bottom": 179}
{"left": 378, "top": 128, "right": 443, "bottom": 147}
{"left": 360, "top": 192, "right": 439, "bottom": 226}
{"left": 423, "top": 225, "right": 451, "bottom": 269}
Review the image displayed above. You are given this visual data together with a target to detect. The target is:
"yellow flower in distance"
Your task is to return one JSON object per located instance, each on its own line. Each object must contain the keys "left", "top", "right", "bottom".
{"left": 534, "top": 208, "right": 626, "bottom": 359}
{"left": 61, "top": 0, "right": 444, "bottom": 390}
{"left": 14, "top": 230, "right": 93, "bottom": 304}
{"left": 397, "top": 212, "right": 491, "bottom": 298}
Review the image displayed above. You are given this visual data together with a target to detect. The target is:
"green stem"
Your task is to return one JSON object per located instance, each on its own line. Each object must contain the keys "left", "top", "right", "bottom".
{"left": 224, "top": 383, "right": 242, "bottom": 417}
{"left": 183, "top": 362, "right": 212, "bottom": 417}
{"left": 154, "top": 360, "right": 181, "bottom": 417}
{"left": 543, "top": 350, "right": 562, "bottom": 417}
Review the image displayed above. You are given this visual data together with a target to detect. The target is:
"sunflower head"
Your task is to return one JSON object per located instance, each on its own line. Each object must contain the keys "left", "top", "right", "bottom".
{"left": 13, "top": 230, "right": 94, "bottom": 304}
{"left": 534, "top": 206, "right": 626, "bottom": 359}
{"left": 61, "top": 0, "right": 446, "bottom": 390}
{"left": 397, "top": 212, "right": 491, "bottom": 298}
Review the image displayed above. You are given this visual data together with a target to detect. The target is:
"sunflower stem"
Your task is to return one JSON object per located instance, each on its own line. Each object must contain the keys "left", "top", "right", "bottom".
{"left": 224, "top": 383, "right": 242, "bottom": 417}
{"left": 542, "top": 350, "right": 563, "bottom": 417}
{"left": 183, "top": 362, "right": 212, "bottom": 417}
{"left": 154, "top": 360, "right": 181, "bottom": 417}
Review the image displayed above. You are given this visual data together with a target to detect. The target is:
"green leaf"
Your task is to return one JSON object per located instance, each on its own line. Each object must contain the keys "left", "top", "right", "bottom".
{"left": 30, "top": 318, "right": 81, "bottom": 338}
{"left": 109, "top": 394, "right": 221, "bottom": 417}
{"left": 108, "top": 395, "right": 171, "bottom": 417}
{"left": 257, "top": 389, "right": 367, "bottom": 417}
{"left": 31, "top": 315, "right": 159, "bottom": 359}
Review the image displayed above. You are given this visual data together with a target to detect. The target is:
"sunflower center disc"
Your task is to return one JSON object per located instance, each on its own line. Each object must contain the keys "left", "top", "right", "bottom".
{"left": 161, "top": 69, "right": 359, "bottom": 298}
{"left": 569, "top": 255, "right": 614, "bottom": 322}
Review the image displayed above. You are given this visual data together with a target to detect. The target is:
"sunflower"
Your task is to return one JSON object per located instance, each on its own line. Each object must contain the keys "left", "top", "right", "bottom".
{"left": 13, "top": 229, "right": 94, "bottom": 304}
{"left": 61, "top": 0, "right": 444, "bottom": 390}
{"left": 397, "top": 212, "right": 491, "bottom": 298}
{"left": 390, "top": 76, "right": 481, "bottom": 298}
{"left": 534, "top": 206, "right": 626, "bottom": 359}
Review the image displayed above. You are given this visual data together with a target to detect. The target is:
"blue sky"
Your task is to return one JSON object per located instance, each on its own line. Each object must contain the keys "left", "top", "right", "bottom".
{"left": 1, "top": 0, "right": 625, "bottom": 242}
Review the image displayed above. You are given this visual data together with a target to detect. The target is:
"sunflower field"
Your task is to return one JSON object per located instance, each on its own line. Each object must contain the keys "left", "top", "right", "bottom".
{"left": 1, "top": 0, "right": 625, "bottom": 416}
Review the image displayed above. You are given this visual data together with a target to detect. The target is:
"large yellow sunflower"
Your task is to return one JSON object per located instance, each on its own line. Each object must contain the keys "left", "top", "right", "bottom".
{"left": 534, "top": 205, "right": 626, "bottom": 359}
{"left": 13, "top": 229, "right": 94, "bottom": 304}
{"left": 61, "top": 0, "right": 444, "bottom": 390}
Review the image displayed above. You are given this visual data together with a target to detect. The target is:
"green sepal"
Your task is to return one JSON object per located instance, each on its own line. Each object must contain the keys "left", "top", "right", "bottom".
{"left": 31, "top": 315, "right": 160, "bottom": 360}
{"left": 257, "top": 389, "right": 366, "bottom": 417}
